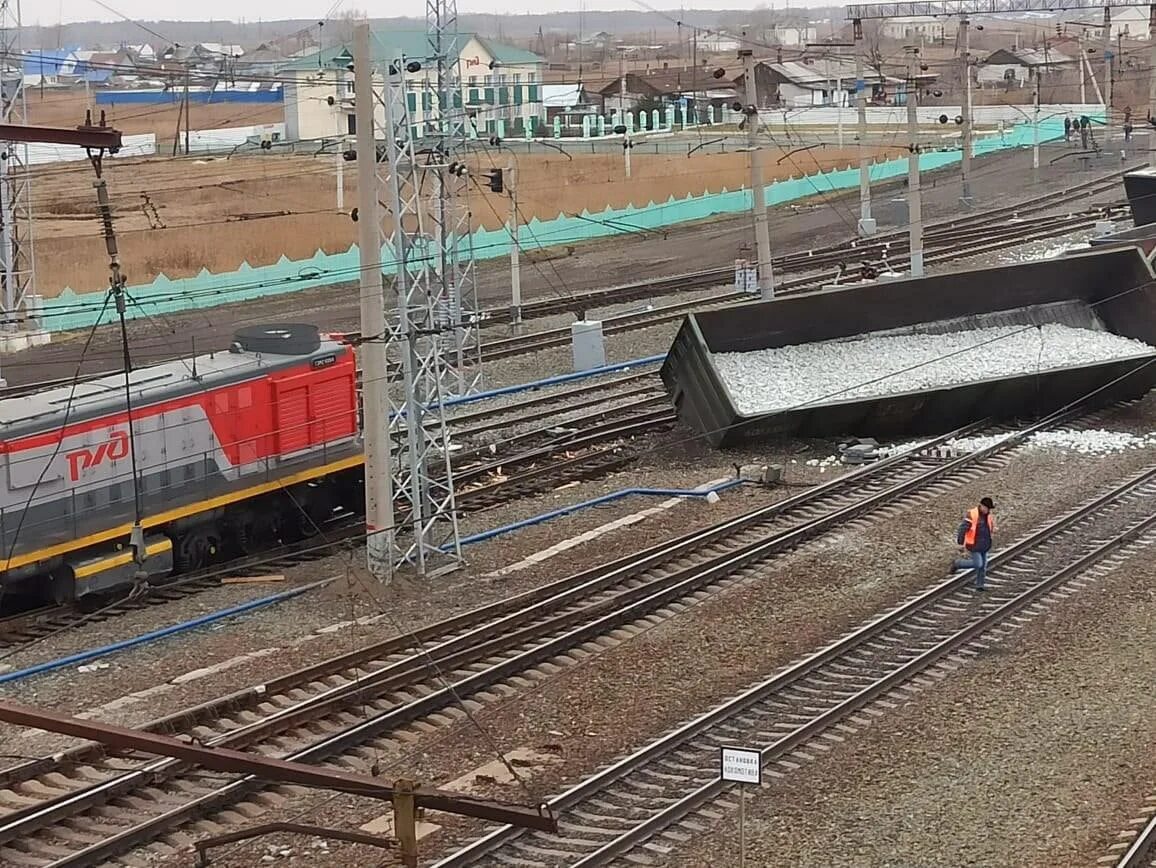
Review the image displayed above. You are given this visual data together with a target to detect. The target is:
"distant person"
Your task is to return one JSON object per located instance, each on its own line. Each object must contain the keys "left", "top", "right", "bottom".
{"left": 1079, "top": 115, "right": 1091, "bottom": 149}
{"left": 1064, "top": 115, "right": 1073, "bottom": 142}
{"left": 956, "top": 497, "right": 997, "bottom": 591}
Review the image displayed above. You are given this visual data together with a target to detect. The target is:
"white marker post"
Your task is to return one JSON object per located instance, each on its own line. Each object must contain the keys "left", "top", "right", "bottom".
{"left": 721, "top": 746, "right": 762, "bottom": 866}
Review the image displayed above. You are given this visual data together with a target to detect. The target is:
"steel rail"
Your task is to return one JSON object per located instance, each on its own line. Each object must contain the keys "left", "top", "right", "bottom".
{"left": 435, "top": 464, "right": 1156, "bottom": 867}
{"left": 0, "top": 407, "right": 1097, "bottom": 864}
{"left": 1116, "top": 813, "right": 1156, "bottom": 868}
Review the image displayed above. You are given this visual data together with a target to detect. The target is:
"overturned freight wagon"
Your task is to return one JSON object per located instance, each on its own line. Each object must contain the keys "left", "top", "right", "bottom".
{"left": 662, "top": 248, "right": 1156, "bottom": 447}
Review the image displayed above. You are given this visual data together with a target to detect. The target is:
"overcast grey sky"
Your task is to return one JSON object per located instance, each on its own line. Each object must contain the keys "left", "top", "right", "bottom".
{"left": 44, "top": 0, "right": 797, "bottom": 27}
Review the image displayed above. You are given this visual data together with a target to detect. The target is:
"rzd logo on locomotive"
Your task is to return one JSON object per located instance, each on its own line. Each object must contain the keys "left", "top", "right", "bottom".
{"left": 66, "top": 430, "right": 130, "bottom": 481}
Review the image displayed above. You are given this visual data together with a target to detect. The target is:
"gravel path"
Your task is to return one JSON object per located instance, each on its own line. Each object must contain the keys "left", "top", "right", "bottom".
{"left": 665, "top": 545, "right": 1156, "bottom": 868}
{"left": 184, "top": 419, "right": 1156, "bottom": 867}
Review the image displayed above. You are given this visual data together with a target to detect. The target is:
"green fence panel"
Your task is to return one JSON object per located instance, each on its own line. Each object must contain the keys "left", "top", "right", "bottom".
{"left": 41, "top": 120, "right": 1074, "bottom": 333}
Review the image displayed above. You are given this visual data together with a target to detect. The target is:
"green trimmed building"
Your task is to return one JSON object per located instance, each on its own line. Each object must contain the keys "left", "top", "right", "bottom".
{"left": 282, "top": 29, "right": 546, "bottom": 141}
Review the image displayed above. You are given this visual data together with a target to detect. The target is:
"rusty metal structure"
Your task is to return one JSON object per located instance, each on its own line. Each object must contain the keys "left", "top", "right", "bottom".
{"left": 0, "top": 699, "right": 555, "bottom": 867}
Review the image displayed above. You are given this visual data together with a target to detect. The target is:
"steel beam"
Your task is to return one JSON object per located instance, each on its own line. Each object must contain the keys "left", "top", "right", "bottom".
{"left": 0, "top": 122, "right": 122, "bottom": 150}
{"left": 847, "top": 0, "right": 1147, "bottom": 18}
{"left": 0, "top": 700, "right": 556, "bottom": 832}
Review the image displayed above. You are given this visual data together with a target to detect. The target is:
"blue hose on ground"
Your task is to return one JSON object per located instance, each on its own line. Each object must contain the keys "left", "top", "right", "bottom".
{"left": 0, "top": 578, "right": 333, "bottom": 686}
{"left": 453, "top": 479, "right": 746, "bottom": 549}
{"left": 445, "top": 354, "right": 665, "bottom": 408}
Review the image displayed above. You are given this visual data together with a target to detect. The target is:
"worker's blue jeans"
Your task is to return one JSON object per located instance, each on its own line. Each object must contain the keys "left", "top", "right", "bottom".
{"left": 969, "top": 550, "right": 989, "bottom": 589}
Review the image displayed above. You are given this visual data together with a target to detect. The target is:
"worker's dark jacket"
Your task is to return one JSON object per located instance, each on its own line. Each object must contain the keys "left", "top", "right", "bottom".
{"left": 956, "top": 508, "right": 995, "bottom": 553}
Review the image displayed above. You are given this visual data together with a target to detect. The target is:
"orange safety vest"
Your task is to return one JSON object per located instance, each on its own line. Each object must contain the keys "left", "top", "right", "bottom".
{"left": 963, "top": 507, "right": 996, "bottom": 547}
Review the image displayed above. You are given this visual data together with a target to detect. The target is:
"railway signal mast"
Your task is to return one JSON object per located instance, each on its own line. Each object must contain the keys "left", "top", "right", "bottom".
{"left": 0, "top": 0, "right": 38, "bottom": 386}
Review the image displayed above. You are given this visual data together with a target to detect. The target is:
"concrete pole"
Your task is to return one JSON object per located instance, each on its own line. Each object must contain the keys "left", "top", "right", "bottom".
{"left": 623, "top": 132, "right": 632, "bottom": 178}
{"left": 1079, "top": 31, "right": 1086, "bottom": 104}
{"left": 960, "top": 17, "right": 973, "bottom": 205}
{"left": 1103, "top": 7, "right": 1113, "bottom": 143}
{"left": 836, "top": 70, "right": 844, "bottom": 148}
{"left": 741, "top": 46, "right": 774, "bottom": 298}
{"left": 1149, "top": 5, "right": 1156, "bottom": 167}
{"left": 855, "top": 44, "right": 875, "bottom": 236}
{"left": 353, "top": 23, "right": 395, "bottom": 581}
{"left": 1084, "top": 44, "right": 1104, "bottom": 105}
{"left": 508, "top": 165, "right": 522, "bottom": 325}
{"left": 1033, "top": 73, "right": 1041, "bottom": 174}
{"left": 906, "top": 75, "right": 924, "bottom": 277}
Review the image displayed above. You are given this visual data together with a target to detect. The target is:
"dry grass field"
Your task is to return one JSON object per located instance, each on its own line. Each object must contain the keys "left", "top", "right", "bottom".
{"left": 27, "top": 88, "right": 284, "bottom": 145}
{"left": 30, "top": 87, "right": 905, "bottom": 296}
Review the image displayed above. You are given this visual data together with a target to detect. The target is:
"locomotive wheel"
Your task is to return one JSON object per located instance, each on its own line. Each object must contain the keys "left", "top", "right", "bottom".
{"left": 49, "top": 568, "right": 75, "bottom": 606}
{"left": 236, "top": 514, "right": 277, "bottom": 555}
{"left": 175, "top": 529, "right": 218, "bottom": 572}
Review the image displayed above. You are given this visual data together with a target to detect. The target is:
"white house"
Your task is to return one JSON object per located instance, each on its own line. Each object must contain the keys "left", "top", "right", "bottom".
{"left": 977, "top": 47, "right": 1074, "bottom": 87}
{"left": 879, "top": 16, "right": 959, "bottom": 41}
{"left": 283, "top": 30, "right": 546, "bottom": 142}
{"left": 770, "top": 25, "right": 818, "bottom": 47}
{"left": 1075, "top": 6, "right": 1149, "bottom": 41}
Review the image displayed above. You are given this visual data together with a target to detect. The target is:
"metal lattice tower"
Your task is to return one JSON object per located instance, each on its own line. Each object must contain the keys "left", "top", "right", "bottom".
{"left": 425, "top": 0, "right": 481, "bottom": 397}
{"left": 378, "top": 47, "right": 465, "bottom": 576}
{"left": 0, "top": 0, "right": 34, "bottom": 342}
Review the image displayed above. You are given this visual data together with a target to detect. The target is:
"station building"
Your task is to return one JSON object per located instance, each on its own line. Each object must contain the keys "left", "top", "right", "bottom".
{"left": 283, "top": 30, "right": 546, "bottom": 141}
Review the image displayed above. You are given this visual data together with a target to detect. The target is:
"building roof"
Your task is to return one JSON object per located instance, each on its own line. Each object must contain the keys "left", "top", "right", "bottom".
{"left": 23, "top": 50, "right": 74, "bottom": 76}
{"left": 283, "top": 30, "right": 544, "bottom": 72}
{"left": 763, "top": 58, "right": 901, "bottom": 88}
{"left": 478, "top": 37, "right": 543, "bottom": 65}
{"left": 983, "top": 47, "right": 1074, "bottom": 67}
{"left": 599, "top": 69, "right": 736, "bottom": 97}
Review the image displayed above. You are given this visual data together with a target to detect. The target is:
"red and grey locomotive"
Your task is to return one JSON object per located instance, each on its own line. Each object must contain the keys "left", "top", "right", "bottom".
{"left": 0, "top": 324, "right": 362, "bottom": 603}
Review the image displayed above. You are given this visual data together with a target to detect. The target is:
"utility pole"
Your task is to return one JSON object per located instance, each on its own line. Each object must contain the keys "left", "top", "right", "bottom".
{"left": 960, "top": 17, "right": 973, "bottom": 206}
{"left": 741, "top": 42, "right": 773, "bottom": 298}
{"left": 1079, "top": 30, "right": 1086, "bottom": 104}
{"left": 352, "top": 23, "right": 396, "bottom": 581}
{"left": 906, "top": 60, "right": 924, "bottom": 278}
{"left": 507, "top": 164, "right": 521, "bottom": 325}
{"left": 92, "top": 154, "right": 147, "bottom": 573}
{"left": 335, "top": 109, "right": 345, "bottom": 212}
{"left": 183, "top": 67, "right": 191, "bottom": 155}
{"left": 836, "top": 64, "right": 844, "bottom": 148}
{"left": 854, "top": 22, "right": 875, "bottom": 236}
{"left": 1103, "top": 7, "right": 1113, "bottom": 143}
{"left": 1033, "top": 72, "right": 1041, "bottom": 175}
{"left": 618, "top": 51, "right": 632, "bottom": 178}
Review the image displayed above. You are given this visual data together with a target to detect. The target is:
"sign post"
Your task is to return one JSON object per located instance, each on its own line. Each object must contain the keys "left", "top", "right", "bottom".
{"left": 720, "top": 746, "right": 761, "bottom": 867}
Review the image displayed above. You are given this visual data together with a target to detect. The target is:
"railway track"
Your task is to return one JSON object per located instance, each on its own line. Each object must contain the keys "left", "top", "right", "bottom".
{"left": 434, "top": 463, "right": 1156, "bottom": 867}
{"left": 0, "top": 404, "right": 1127, "bottom": 866}
{"left": 476, "top": 167, "right": 1134, "bottom": 327}
{"left": 1106, "top": 798, "right": 1156, "bottom": 868}
{"left": 4, "top": 168, "right": 1129, "bottom": 402}
{"left": 0, "top": 377, "right": 670, "bottom": 649}
{"left": 479, "top": 204, "right": 1127, "bottom": 362}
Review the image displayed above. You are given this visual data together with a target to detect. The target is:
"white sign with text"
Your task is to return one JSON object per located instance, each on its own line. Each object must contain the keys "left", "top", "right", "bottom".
{"left": 720, "top": 747, "right": 761, "bottom": 785}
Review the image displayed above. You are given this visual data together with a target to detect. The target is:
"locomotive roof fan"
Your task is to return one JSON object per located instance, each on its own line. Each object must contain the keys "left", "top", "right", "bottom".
{"left": 232, "top": 323, "right": 322, "bottom": 355}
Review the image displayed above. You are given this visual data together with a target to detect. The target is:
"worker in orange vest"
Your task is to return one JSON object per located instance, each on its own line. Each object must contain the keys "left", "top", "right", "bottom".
{"left": 956, "top": 497, "right": 997, "bottom": 591}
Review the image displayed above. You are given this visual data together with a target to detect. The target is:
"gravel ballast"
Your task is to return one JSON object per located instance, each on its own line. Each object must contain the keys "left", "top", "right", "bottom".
{"left": 714, "top": 324, "right": 1155, "bottom": 414}
{"left": 665, "top": 546, "right": 1156, "bottom": 868}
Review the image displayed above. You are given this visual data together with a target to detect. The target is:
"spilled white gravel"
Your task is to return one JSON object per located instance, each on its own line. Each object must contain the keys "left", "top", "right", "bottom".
{"left": 714, "top": 324, "right": 1154, "bottom": 414}
{"left": 951, "top": 427, "right": 1156, "bottom": 455}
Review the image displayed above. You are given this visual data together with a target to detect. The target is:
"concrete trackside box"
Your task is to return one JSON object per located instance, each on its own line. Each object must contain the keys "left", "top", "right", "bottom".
{"left": 661, "top": 248, "right": 1156, "bottom": 447}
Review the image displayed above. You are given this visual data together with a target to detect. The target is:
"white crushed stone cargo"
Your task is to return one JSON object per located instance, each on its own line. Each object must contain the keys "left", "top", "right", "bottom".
{"left": 713, "top": 324, "right": 1155, "bottom": 415}
{"left": 950, "top": 428, "right": 1156, "bottom": 455}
